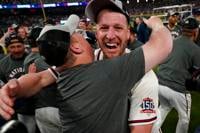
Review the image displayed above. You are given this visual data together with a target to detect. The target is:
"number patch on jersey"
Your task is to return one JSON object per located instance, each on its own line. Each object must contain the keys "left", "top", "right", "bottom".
{"left": 140, "top": 97, "right": 156, "bottom": 113}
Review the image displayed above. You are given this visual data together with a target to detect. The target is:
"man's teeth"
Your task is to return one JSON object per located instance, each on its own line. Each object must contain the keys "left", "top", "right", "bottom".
{"left": 106, "top": 43, "right": 117, "bottom": 47}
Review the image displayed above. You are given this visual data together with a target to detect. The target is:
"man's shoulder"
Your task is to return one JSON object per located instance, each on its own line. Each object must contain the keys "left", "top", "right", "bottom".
{"left": 24, "top": 52, "right": 40, "bottom": 64}
{"left": 137, "top": 70, "right": 158, "bottom": 87}
{"left": 142, "top": 70, "right": 158, "bottom": 81}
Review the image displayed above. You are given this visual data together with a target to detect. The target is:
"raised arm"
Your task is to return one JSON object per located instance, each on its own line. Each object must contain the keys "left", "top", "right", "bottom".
{"left": 142, "top": 16, "right": 173, "bottom": 72}
{"left": 0, "top": 69, "right": 56, "bottom": 120}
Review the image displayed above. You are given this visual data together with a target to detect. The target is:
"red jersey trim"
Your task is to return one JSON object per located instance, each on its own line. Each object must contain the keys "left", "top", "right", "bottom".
{"left": 129, "top": 116, "right": 157, "bottom": 124}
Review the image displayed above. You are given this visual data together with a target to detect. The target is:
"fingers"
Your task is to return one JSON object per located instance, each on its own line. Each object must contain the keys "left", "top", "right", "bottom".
{"left": 0, "top": 88, "right": 15, "bottom": 120}
{"left": 0, "top": 79, "right": 19, "bottom": 120}
{"left": 28, "top": 63, "right": 37, "bottom": 73}
{"left": 143, "top": 16, "right": 165, "bottom": 32}
{"left": 6, "top": 79, "right": 19, "bottom": 97}
{"left": 0, "top": 99, "right": 15, "bottom": 120}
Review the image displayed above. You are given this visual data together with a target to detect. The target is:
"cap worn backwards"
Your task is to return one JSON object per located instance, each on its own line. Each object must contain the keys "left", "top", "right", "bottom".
{"left": 181, "top": 17, "right": 199, "bottom": 29}
{"left": 36, "top": 14, "right": 80, "bottom": 66}
{"left": 85, "top": 0, "right": 129, "bottom": 23}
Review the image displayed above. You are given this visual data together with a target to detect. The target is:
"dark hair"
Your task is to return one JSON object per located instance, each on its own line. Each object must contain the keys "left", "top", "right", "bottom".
{"left": 0, "top": 28, "right": 4, "bottom": 38}
{"left": 27, "top": 27, "right": 42, "bottom": 48}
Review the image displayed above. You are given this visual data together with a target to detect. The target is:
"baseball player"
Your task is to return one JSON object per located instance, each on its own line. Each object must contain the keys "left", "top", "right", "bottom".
{"left": 153, "top": 17, "right": 200, "bottom": 133}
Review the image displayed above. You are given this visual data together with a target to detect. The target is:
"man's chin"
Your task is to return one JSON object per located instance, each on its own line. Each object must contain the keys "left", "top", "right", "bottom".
{"left": 12, "top": 55, "right": 24, "bottom": 59}
{"left": 105, "top": 53, "right": 120, "bottom": 59}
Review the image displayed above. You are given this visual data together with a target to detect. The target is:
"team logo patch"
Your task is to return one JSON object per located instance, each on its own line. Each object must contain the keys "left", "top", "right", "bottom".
{"left": 140, "top": 97, "right": 156, "bottom": 113}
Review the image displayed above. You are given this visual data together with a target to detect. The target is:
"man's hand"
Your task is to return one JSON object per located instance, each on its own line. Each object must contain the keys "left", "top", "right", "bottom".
{"left": 0, "top": 79, "right": 20, "bottom": 120}
{"left": 142, "top": 16, "right": 172, "bottom": 72}
{"left": 143, "top": 16, "right": 165, "bottom": 32}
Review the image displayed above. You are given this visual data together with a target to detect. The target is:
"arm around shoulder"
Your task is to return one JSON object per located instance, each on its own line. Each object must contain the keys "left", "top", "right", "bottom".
{"left": 142, "top": 16, "right": 173, "bottom": 72}
{"left": 16, "top": 69, "right": 56, "bottom": 97}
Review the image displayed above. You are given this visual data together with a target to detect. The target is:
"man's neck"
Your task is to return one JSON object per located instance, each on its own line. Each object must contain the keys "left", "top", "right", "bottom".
{"left": 167, "top": 23, "right": 176, "bottom": 30}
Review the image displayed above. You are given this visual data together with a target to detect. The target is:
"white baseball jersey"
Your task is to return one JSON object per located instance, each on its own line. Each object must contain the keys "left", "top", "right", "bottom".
{"left": 95, "top": 48, "right": 158, "bottom": 126}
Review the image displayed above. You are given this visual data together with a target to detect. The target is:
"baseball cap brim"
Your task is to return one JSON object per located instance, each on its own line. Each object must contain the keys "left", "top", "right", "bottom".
{"left": 85, "top": 0, "right": 129, "bottom": 23}
{"left": 37, "top": 14, "right": 80, "bottom": 41}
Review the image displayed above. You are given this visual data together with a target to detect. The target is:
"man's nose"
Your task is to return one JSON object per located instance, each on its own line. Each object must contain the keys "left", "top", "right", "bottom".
{"left": 106, "top": 27, "right": 116, "bottom": 40}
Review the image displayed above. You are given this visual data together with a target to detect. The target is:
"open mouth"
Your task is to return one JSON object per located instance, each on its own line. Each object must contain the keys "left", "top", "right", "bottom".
{"left": 105, "top": 43, "right": 117, "bottom": 49}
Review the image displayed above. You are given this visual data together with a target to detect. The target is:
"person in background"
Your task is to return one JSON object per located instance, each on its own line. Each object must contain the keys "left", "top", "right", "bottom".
{"left": 0, "top": 32, "right": 36, "bottom": 133}
{"left": 135, "top": 17, "right": 150, "bottom": 43}
{"left": 17, "top": 26, "right": 30, "bottom": 53}
{"left": 127, "top": 26, "right": 143, "bottom": 50}
{"left": 77, "top": 18, "right": 98, "bottom": 49}
{"left": 0, "top": 28, "right": 7, "bottom": 55}
{"left": 166, "top": 11, "right": 182, "bottom": 39}
{"left": 24, "top": 26, "right": 62, "bottom": 133}
{"left": 153, "top": 17, "right": 200, "bottom": 133}
{"left": 192, "top": 7, "right": 200, "bottom": 47}
{"left": 0, "top": 26, "right": 16, "bottom": 53}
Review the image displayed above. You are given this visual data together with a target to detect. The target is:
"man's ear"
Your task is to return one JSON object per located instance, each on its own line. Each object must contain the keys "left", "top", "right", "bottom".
{"left": 95, "top": 32, "right": 100, "bottom": 47}
{"left": 69, "top": 42, "right": 83, "bottom": 54}
{"left": 127, "top": 28, "right": 131, "bottom": 41}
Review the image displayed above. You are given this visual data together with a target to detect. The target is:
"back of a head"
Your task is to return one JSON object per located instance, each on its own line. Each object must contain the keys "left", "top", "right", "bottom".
{"left": 181, "top": 17, "right": 199, "bottom": 31}
{"left": 37, "top": 14, "right": 80, "bottom": 66}
{"left": 0, "top": 120, "right": 28, "bottom": 133}
{"left": 181, "top": 17, "right": 199, "bottom": 38}
{"left": 27, "top": 27, "right": 42, "bottom": 48}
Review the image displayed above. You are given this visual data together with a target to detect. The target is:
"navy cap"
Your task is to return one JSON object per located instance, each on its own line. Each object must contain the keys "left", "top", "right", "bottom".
{"left": 5, "top": 32, "right": 24, "bottom": 47}
{"left": 181, "top": 17, "right": 199, "bottom": 29}
{"left": 192, "top": 8, "right": 200, "bottom": 15}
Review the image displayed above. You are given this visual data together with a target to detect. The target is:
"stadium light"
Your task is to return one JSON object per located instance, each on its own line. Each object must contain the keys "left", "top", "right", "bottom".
{"left": 127, "top": 0, "right": 130, "bottom": 4}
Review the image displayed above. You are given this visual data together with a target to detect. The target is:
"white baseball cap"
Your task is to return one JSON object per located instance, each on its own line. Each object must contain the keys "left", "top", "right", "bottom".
{"left": 37, "top": 14, "right": 80, "bottom": 42}
{"left": 85, "top": 0, "right": 129, "bottom": 23}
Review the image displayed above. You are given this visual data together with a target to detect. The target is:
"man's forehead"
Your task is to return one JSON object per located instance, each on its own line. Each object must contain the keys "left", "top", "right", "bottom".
{"left": 8, "top": 42, "right": 24, "bottom": 47}
{"left": 97, "top": 9, "right": 128, "bottom": 24}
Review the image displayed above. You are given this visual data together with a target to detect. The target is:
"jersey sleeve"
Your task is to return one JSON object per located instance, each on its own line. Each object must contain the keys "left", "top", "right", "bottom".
{"left": 116, "top": 47, "right": 145, "bottom": 93}
{"left": 128, "top": 70, "right": 158, "bottom": 126}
